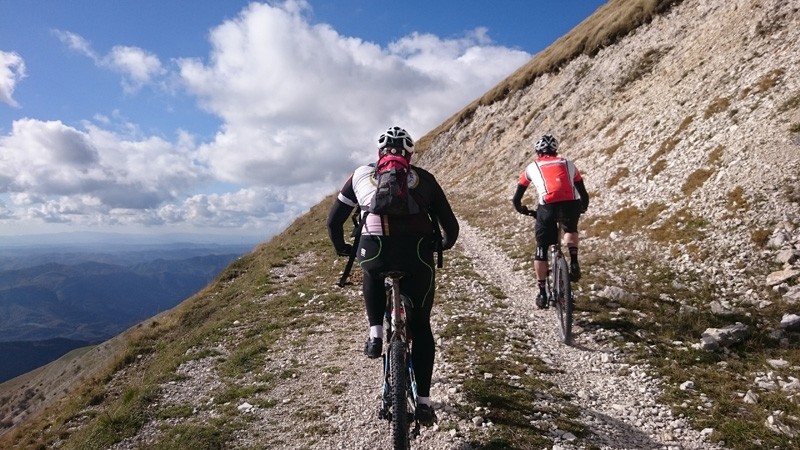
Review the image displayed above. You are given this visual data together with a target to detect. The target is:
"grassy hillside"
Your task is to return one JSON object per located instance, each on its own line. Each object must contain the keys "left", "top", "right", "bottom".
{"left": 0, "top": 198, "right": 338, "bottom": 448}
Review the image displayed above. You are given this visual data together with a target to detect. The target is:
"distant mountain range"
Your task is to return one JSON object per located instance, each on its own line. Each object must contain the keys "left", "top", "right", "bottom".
{"left": 0, "top": 231, "right": 261, "bottom": 248}
{"left": 0, "top": 239, "right": 255, "bottom": 383}
{"left": 0, "top": 338, "right": 90, "bottom": 384}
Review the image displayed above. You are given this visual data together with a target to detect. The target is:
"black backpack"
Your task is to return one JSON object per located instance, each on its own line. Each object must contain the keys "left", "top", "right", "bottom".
{"left": 368, "top": 156, "right": 421, "bottom": 215}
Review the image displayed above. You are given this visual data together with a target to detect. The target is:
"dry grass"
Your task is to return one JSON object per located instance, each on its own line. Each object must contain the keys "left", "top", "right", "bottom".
{"left": 649, "top": 115, "right": 695, "bottom": 163}
{"left": 650, "top": 207, "right": 708, "bottom": 244}
{"left": 739, "top": 68, "right": 785, "bottom": 101}
{"left": 708, "top": 145, "right": 724, "bottom": 165}
{"left": 650, "top": 158, "right": 668, "bottom": 176}
{"left": 584, "top": 202, "right": 667, "bottom": 238}
{"left": 607, "top": 166, "right": 630, "bottom": 188}
{"left": 751, "top": 229, "right": 771, "bottom": 248}
{"left": 784, "top": 182, "right": 800, "bottom": 204}
{"left": 603, "top": 141, "right": 625, "bottom": 157}
{"left": 704, "top": 96, "right": 731, "bottom": 119}
{"left": 755, "top": 68, "right": 784, "bottom": 94}
{"left": 679, "top": 145, "right": 725, "bottom": 197}
{"left": 779, "top": 90, "right": 800, "bottom": 113}
{"left": 726, "top": 186, "right": 748, "bottom": 211}
{"left": 682, "top": 168, "right": 713, "bottom": 196}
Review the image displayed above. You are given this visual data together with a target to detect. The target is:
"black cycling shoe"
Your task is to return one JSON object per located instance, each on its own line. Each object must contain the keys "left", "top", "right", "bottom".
{"left": 364, "top": 337, "right": 382, "bottom": 359}
{"left": 535, "top": 292, "right": 548, "bottom": 309}
{"left": 415, "top": 404, "right": 436, "bottom": 426}
{"left": 570, "top": 261, "right": 581, "bottom": 282}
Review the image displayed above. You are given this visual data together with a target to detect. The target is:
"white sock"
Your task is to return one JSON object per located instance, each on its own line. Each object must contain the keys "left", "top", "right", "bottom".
{"left": 369, "top": 325, "right": 383, "bottom": 339}
{"left": 417, "top": 396, "right": 430, "bottom": 406}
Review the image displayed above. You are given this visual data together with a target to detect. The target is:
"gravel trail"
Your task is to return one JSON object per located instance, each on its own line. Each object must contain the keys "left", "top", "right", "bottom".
{"left": 108, "top": 221, "right": 727, "bottom": 450}
{"left": 454, "top": 221, "right": 727, "bottom": 450}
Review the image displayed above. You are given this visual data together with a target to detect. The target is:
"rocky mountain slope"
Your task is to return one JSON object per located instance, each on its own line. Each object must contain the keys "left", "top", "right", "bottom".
{"left": 1, "top": 0, "right": 799, "bottom": 448}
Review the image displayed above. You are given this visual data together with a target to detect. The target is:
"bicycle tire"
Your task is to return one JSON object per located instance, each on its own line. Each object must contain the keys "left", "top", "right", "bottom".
{"left": 390, "top": 339, "right": 410, "bottom": 449}
{"left": 553, "top": 256, "right": 574, "bottom": 343}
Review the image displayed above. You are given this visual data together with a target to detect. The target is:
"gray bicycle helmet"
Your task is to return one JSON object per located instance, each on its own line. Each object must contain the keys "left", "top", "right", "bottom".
{"left": 377, "top": 126, "right": 414, "bottom": 156}
{"left": 534, "top": 134, "right": 558, "bottom": 155}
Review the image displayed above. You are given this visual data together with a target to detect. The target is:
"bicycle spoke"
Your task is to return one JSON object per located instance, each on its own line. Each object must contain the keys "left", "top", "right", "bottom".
{"left": 554, "top": 257, "right": 573, "bottom": 343}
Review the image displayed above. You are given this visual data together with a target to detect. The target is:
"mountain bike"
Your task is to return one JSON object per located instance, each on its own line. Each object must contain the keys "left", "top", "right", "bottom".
{"left": 377, "top": 271, "right": 419, "bottom": 449}
{"left": 548, "top": 222, "right": 574, "bottom": 344}
{"left": 522, "top": 209, "right": 575, "bottom": 344}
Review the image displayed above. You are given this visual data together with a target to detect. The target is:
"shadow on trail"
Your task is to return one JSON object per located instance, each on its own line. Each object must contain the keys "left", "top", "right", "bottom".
{"left": 528, "top": 336, "right": 669, "bottom": 449}
{"left": 535, "top": 391, "right": 669, "bottom": 450}
{"left": 579, "top": 407, "right": 670, "bottom": 450}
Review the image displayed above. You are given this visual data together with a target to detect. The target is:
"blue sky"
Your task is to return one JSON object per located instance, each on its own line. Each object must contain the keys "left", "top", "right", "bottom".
{"left": 0, "top": 0, "right": 606, "bottom": 241}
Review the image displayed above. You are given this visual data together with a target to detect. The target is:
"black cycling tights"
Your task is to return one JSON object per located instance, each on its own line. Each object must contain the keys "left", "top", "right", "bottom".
{"left": 359, "top": 235, "right": 436, "bottom": 396}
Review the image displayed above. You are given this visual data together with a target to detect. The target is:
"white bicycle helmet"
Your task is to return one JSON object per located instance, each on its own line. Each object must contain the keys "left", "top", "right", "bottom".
{"left": 377, "top": 126, "right": 414, "bottom": 155}
{"left": 534, "top": 134, "right": 558, "bottom": 155}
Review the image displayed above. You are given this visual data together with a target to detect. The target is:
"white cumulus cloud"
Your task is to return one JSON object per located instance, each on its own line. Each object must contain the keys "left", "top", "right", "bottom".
{"left": 2, "top": 0, "right": 532, "bottom": 236}
{"left": 107, "top": 46, "right": 165, "bottom": 93}
{"left": 54, "top": 29, "right": 165, "bottom": 93}
{"left": 179, "top": 1, "right": 531, "bottom": 190}
{"left": 0, "top": 50, "right": 27, "bottom": 107}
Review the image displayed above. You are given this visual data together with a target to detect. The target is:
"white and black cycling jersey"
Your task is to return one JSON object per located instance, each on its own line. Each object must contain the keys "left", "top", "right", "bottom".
{"left": 338, "top": 164, "right": 420, "bottom": 208}
{"left": 329, "top": 163, "right": 458, "bottom": 246}
{"left": 337, "top": 164, "right": 431, "bottom": 236}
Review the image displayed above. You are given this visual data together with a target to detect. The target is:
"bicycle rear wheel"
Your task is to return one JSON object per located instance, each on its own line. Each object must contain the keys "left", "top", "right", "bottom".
{"left": 553, "top": 256, "right": 574, "bottom": 343}
{"left": 390, "top": 339, "right": 410, "bottom": 449}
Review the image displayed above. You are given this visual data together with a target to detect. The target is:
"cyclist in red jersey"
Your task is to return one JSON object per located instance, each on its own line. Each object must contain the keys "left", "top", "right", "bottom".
{"left": 512, "top": 134, "right": 589, "bottom": 308}
{"left": 327, "top": 126, "right": 459, "bottom": 425}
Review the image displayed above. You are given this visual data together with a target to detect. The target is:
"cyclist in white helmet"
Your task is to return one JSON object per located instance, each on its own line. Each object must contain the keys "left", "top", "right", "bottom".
{"left": 327, "top": 126, "right": 459, "bottom": 425}
{"left": 513, "top": 134, "right": 589, "bottom": 308}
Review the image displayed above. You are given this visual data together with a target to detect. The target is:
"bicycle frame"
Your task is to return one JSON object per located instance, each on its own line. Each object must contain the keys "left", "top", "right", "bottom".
{"left": 378, "top": 272, "right": 419, "bottom": 448}
{"left": 548, "top": 223, "right": 574, "bottom": 344}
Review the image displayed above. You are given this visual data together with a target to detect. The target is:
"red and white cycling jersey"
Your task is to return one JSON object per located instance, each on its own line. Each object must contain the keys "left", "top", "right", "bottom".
{"left": 519, "top": 155, "right": 583, "bottom": 205}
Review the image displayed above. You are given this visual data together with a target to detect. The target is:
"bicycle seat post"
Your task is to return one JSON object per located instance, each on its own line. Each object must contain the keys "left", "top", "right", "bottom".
{"left": 381, "top": 271, "right": 408, "bottom": 341}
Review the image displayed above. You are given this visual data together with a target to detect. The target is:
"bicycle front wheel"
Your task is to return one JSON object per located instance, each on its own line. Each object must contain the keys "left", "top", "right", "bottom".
{"left": 390, "top": 340, "right": 410, "bottom": 449}
{"left": 553, "top": 256, "right": 574, "bottom": 344}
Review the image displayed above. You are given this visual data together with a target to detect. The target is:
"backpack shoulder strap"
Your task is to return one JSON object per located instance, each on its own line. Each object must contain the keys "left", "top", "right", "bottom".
{"left": 349, "top": 208, "right": 367, "bottom": 238}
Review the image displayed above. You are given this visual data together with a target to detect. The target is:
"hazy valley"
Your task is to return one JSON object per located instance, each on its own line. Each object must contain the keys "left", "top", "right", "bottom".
{"left": 0, "top": 238, "right": 255, "bottom": 383}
